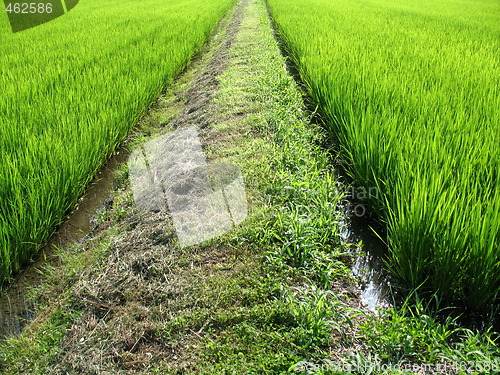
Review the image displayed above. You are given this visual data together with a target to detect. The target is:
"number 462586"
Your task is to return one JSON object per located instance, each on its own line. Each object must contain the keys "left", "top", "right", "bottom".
{"left": 5, "top": 3, "right": 53, "bottom": 14}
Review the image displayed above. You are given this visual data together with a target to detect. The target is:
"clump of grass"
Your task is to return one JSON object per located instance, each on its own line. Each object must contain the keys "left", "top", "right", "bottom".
{"left": 357, "top": 295, "right": 500, "bottom": 372}
{"left": 248, "top": 49, "right": 348, "bottom": 283}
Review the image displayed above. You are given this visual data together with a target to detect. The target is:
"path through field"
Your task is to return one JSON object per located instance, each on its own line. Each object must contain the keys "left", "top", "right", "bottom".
{"left": 2, "top": 0, "right": 361, "bottom": 372}
{"left": 2, "top": 0, "right": 499, "bottom": 372}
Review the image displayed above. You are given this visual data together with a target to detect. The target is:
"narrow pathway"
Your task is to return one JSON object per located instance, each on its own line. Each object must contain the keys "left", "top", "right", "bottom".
{"left": 1, "top": 0, "right": 359, "bottom": 373}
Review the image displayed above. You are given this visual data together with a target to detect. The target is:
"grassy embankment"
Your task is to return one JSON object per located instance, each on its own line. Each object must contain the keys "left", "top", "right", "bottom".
{"left": 0, "top": 0, "right": 235, "bottom": 282}
{"left": 1, "top": 0, "right": 499, "bottom": 373}
{"left": 267, "top": 0, "right": 500, "bottom": 312}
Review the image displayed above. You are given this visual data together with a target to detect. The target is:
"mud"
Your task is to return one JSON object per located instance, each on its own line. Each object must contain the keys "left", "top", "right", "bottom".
{"left": 0, "top": 150, "right": 129, "bottom": 339}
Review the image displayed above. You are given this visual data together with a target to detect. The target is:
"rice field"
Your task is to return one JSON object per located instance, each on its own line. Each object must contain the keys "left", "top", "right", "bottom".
{"left": 267, "top": 0, "right": 500, "bottom": 310}
{"left": 0, "top": 0, "right": 235, "bottom": 282}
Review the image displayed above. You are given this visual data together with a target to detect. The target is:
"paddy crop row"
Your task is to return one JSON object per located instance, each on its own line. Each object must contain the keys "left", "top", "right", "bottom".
{"left": 267, "top": 0, "right": 500, "bottom": 310}
{"left": 0, "top": 0, "right": 235, "bottom": 282}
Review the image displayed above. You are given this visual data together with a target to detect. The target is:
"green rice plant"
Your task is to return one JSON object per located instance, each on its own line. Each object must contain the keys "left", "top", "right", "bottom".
{"left": 267, "top": 0, "right": 500, "bottom": 311}
{"left": 0, "top": 0, "right": 235, "bottom": 282}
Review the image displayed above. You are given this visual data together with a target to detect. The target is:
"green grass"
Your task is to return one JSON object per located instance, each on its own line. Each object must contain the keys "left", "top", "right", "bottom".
{"left": 1, "top": 1, "right": 499, "bottom": 373}
{"left": 267, "top": 0, "right": 500, "bottom": 311}
{"left": 0, "top": 0, "right": 235, "bottom": 282}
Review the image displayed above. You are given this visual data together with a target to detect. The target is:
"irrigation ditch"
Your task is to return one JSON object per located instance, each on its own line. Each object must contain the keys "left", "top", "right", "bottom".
{"left": 0, "top": 150, "right": 130, "bottom": 338}
{"left": 266, "top": 1, "right": 395, "bottom": 314}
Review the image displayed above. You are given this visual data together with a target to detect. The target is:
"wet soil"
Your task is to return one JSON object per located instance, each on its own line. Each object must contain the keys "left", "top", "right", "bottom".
{"left": 0, "top": 150, "right": 129, "bottom": 339}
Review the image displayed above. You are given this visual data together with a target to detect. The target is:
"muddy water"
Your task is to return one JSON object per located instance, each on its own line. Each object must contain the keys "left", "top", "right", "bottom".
{"left": 0, "top": 150, "right": 129, "bottom": 339}
{"left": 338, "top": 197, "right": 394, "bottom": 313}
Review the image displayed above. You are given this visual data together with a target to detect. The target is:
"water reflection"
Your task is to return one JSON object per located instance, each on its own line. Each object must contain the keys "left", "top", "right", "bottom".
{"left": 338, "top": 199, "right": 393, "bottom": 313}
